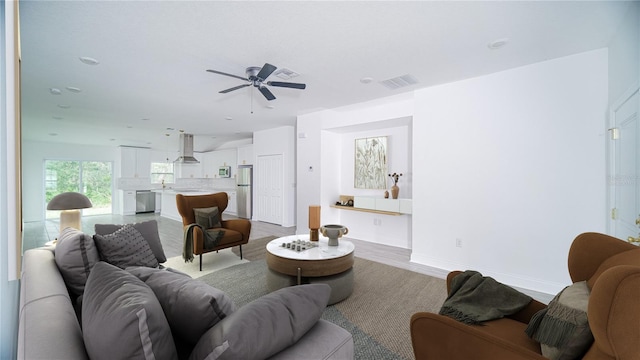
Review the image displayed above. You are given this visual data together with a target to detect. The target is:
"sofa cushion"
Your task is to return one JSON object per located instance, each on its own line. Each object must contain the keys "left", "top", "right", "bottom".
{"left": 54, "top": 227, "right": 100, "bottom": 297}
{"left": 194, "top": 206, "right": 222, "bottom": 229}
{"left": 525, "top": 281, "right": 593, "bottom": 360}
{"left": 93, "top": 224, "right": 159, "bottom": 269}
{"left": 127, "top": 266, "right": 236, "bottom": 347}
{"left": 95, "top": 220, "right": 167, "bottom": 263}
{"left": 189, "top": 284, "right": 331, "bottom": 360}
{"left": 82, "top": 262, "right": 178, "bottom": 360}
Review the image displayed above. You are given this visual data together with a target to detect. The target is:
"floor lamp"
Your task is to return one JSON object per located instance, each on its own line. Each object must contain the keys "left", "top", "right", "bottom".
{"left": 47, "top": 192, "right": 93, "bottom": 237}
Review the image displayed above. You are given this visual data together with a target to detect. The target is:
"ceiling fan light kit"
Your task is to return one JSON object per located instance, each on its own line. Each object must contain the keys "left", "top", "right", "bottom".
{"left": 206, "top": 62, "right": 306, "bottom": 101}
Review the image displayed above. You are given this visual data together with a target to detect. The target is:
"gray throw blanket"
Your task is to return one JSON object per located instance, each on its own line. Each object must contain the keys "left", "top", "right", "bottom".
{"left": 439, "top": 270, "right": 532, "bottom": 325}
{"left": 182, "top": 224, "right": 225, "bottom": 262}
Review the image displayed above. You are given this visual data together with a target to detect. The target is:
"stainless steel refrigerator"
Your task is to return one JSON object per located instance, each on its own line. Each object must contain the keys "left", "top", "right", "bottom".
{"left": 237, "top": 165, "right": 253, "bottom": 219}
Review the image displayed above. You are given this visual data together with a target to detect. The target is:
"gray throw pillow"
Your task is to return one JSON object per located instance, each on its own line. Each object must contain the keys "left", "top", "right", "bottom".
{"left": 194, "top": 206, "right": 222, "bottom": 229}
{"left": 82, "top": 262, "right": 178, "bottom": 360}
{"left": 54, "top": 227, "right": 100, "bottom": 297}
{"left": 95, "top": 220, "right": 167, "bottom": 263}
{"left": 128, "top": 267, "right": 236, "bottom": 347}
{"left": 525, "top": 281, "right": 593, "bottom": 360}
{"left": 93, "top": 224, "right": 159, "bottom": 269}
{"left": 189, "top": 284, "right": 331, "bottom": 360}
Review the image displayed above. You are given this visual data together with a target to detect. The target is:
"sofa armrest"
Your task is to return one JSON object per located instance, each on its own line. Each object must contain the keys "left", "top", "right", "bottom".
{"left": 221, "top": 219, "right": 251, "bottom": 242}
{"left": 410, "top": 312, "right": 545, "bottom": 360}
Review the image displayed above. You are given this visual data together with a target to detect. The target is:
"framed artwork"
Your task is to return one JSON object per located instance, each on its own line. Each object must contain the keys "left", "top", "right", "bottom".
{"left": 354, "top": 136, "right": 387, "bottom": 189}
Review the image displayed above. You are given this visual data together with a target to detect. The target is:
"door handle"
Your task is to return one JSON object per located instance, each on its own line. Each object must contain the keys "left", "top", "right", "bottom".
{"left": 627, "top": 236, "right": 640, "bottom": 244}
{"left": 636, "top": 216, "right": 640, "bottom": 226}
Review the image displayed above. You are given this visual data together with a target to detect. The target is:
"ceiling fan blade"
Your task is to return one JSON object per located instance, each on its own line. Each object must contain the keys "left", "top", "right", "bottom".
{"left": 206, "top": 69, "right": 249, "bottom": 82}
{"left": 256, "top": 63, "right": 277, "bottom": 81}
{"left": 267, "top": 81, "right": 306, "bottom": 90}
{"left": 219, "top": 83, "right": 250, "bottom": 94}
{"left": 258, "top": 86, "right": 276, "bottom": 101}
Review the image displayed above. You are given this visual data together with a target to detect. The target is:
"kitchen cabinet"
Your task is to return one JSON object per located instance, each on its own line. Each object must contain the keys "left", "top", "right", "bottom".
{"left": 201, "top": 149, "right": 237, "bottom": 178}
{"left": 121, "top": 190, "right": 136, "bottom": 215}
{"left": 237, "top": 145, "right": 254, "bottom": 165}
{"left": 155, "top": 192, "right": 162, "bottom": 213}
{"left": 226, "top": 191, "right": 237, "bottom": 215}
{"left": 119, "top": 146, "right": 151, "bottom": 179}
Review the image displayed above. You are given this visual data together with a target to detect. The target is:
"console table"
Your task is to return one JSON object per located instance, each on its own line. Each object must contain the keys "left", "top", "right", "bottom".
{"left": 265, "top": 234, "right": 355, "bottom": 305}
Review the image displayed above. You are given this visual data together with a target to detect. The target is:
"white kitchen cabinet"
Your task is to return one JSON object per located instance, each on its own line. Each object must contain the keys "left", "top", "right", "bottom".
{"left": 226, "top": 191, "right": 237, "bottom": 215}
{"left": 155, "top": 192, "right": 162, "bottom": 213}
{"left": 121, "top": 190, "right": 136, "bottom": 215}
{"left": 119, "top": 146, "right": 151, "bottom": 179}
{"left": 237, "top": 145, "right": 254, "bottom": 165}
{"left": 200, "top": 152, "right": 216, "bottom": 178}
{"left": 201, "top": 149, "right": 237, "bottom": 178}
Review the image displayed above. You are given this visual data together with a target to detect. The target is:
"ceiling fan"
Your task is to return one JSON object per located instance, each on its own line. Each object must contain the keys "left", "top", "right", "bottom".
{"left": 206, "top": 63, "right": 306, "bottom": 101}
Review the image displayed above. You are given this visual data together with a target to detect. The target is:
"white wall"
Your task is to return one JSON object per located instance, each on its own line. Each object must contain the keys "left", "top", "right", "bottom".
{"left": 607, "top": 1, "right": 639, "bottom": 106}
{"left": 253, "top": 126, "right": 296, "bottom": 226}
{"left": 297, "top": 94, "right": 414, "bottom": 248}
{"left": 22, "top": 140, "right": 119, "bottom": 222}
{"left": 412, "top": 49, "right": 608, "bottom": 295}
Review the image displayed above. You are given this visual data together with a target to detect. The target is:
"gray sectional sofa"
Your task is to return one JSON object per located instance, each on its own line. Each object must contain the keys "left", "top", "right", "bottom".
{"left": 17, "top": 222, "right": 354, "bottom": 360}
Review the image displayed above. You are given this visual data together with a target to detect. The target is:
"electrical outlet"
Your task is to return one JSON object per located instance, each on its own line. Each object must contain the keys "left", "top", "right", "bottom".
{"left": 373, "top": 218, "right": 382, "bottom": 226}
{"left": 456, "top": 238, "right": 463, "bottom": 248}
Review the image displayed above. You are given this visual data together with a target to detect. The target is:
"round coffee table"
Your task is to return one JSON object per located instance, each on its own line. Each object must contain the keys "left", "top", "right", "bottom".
{"left": 266, "top": 234, "right": 355, "bottom": 304}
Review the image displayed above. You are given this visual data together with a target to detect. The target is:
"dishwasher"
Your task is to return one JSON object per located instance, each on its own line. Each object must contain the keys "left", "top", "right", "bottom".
{"left": 136, "top": 190, "right": 156, "bottom": 213}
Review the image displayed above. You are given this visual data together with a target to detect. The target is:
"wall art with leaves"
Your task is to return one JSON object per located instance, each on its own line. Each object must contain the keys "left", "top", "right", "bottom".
{"left": 354, "top": 136, "right": 387, "bottom": 189}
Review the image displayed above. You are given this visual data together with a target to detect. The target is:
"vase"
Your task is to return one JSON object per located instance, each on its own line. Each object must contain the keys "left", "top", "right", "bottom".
{"left": 384, "top": 190, "right": 389, "bottom": 199}
{"left": 391, "top": 184, "right": 399, "bottom": 199}
{"left": 320, "top": 224, "right": 349, "bottom": 246}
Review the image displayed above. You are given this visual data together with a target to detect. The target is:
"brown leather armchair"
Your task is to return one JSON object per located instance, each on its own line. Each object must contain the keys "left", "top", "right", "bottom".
{"left": 410, "top": 232, "right": 640, "bottom": 360}
{"left": 176, "top": 192, "right": 251, "bottom": 271}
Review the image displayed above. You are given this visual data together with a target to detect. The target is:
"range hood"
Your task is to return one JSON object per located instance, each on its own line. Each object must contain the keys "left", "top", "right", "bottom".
{"left": 174, "top": 133, "right": 200, "bottom": 163}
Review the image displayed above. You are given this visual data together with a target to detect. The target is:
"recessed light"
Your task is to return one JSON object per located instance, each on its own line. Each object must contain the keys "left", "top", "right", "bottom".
{"left": 141, "top": 118, "right": 150, "bottom": 121}
{"left": 49, "top": 88, "right": 62, "bottom": 95}
{"left": 79, "top": 56, "right": 100, "bottom": 65}
{"left": 165, "top": 133, "right": 170, "bottom": 136}
{"left": 225, "top": 117, "right": 233, "bottom": 121}
{"left": 266, "top": 105, "right": 275, "bottom": 109}
{"left": 57, "top": 104, "right": 70, "bottom": 109}
{"left": 126, "top": 125, "right": 133, "bottom": 129}
{"left": 488, "top": 38, "right": 509, "bottom": 50}
{"left": 166, "top": 127, "right": 174, "bottom": 131}
{"left": 52, "top": 116, "right": 63, "bottom": 120}
{"left": 65, "top": 86, "right": 81, "bottom": 93}
{"left": 360, "top": 77, "right": 374, "bottom": 84}
{"left": 109, "top": 138, "right": 116, "bottom": 141}
{"left": 49, "top": 133, "right": 58, "bottom": 136}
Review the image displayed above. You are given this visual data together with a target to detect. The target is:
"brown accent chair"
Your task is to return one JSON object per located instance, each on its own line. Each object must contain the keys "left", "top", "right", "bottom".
{"left": 176, "top": 192, "right": 251, "bottom": 271}
{"left": 410, "top": 232, "right": 640, "bottom": 360}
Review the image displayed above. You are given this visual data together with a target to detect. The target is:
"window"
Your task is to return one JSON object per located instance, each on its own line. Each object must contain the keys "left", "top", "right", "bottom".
{"left": 44, "top": 160, "right": 113, "bottom": 218}
{"left": 151, "top": 162, "right": 174, "bottom": 184}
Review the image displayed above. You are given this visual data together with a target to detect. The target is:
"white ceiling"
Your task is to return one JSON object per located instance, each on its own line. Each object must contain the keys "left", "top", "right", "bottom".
{"left": 19, "top": 1, "right": 632, "bottom": 152}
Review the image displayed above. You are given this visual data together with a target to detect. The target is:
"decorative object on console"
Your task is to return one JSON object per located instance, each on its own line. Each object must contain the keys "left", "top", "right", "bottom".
{"left": 388, "top": 172, "right": 403, "bottom": 199}
{"left": 320, "top": 224, "right": 349, "bottom": 246}
{"left": 309, "top": 205, "right": 320, "bottom": 241}
{"left": 355, "top": 136, "right": 387, "bottom": 189}
{"left": 384, "top": 190, "right": 389, "bottom": 199}
{"left": 46, "top": 192, "right": 93, "bottom": 235}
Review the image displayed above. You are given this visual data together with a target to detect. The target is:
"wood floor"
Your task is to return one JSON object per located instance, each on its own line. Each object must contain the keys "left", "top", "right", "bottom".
{"left": 23, "top": 212, "right": 441, "bottom": 278}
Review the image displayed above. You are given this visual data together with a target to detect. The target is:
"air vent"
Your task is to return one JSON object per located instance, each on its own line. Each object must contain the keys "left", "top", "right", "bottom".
{"left": 379, "top": 74, "right": 419, "bottom": 90}
{"left": 274, "top": 68, "right": 299, "bottom": 80}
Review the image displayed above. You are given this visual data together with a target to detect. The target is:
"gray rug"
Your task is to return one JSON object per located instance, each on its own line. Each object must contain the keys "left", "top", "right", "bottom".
{"left": 196, "top": 256, "right": 447, "bottom": 360}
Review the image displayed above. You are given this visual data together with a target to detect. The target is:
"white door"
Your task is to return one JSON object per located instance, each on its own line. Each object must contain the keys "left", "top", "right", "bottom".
{"left": 256, "top": 154, "right": 283, "bottom": 225}
{"left": 609, "top": 87, "right": 640, "bottom": 243}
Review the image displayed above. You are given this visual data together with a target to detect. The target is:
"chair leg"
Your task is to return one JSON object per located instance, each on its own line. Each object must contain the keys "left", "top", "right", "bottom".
{"left": 199, "top": 254, "right": 202, "bottom": 271}
{"left": 239, "top": 245, "right": 243, "bottom": 260}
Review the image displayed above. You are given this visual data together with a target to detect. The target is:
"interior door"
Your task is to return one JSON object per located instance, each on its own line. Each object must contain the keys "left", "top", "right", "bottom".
{"left": 256, "top": 154, "right": 283, "bottom": 225}
{"left": 609, "top": 88, "right": 640, "bottom": 243}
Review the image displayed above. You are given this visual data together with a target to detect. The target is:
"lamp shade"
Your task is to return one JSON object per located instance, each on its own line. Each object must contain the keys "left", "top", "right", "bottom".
{"left": 47, "top": 192, "right": 93, "bottom": 210}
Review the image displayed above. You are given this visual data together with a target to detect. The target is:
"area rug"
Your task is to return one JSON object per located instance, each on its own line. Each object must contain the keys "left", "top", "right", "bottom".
{"left": 197, "top": 245, "right": 447, "bottom": 360}
{"left": 163, "top": 248, "right": 247, "bottom": 278}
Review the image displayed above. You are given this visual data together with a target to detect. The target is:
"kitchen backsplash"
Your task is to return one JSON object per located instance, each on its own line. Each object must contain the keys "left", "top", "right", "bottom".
{"left": 118, "top": 177, "right": 237, "bottom": 190}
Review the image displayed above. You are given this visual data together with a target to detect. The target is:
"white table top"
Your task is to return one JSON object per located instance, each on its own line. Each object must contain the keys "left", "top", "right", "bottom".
{"left": 266, "top": 234, "right": 354, "bottom": 261}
